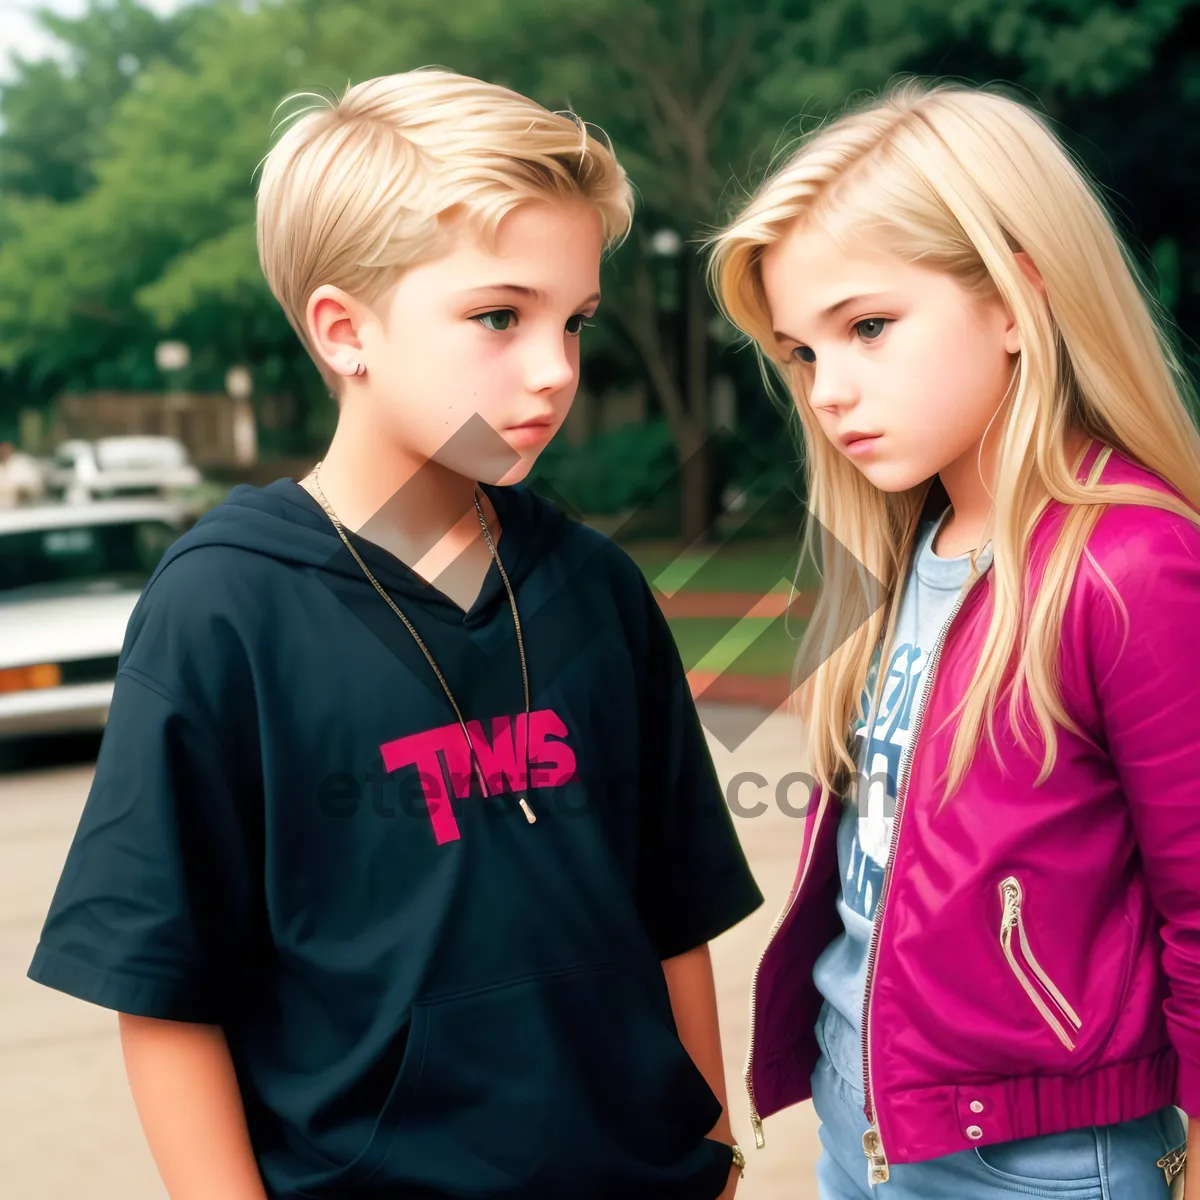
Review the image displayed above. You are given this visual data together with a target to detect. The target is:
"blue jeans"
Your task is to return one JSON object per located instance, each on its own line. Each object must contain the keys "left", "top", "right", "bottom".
{"left": 811, "top": 1054, "right": 1186, "bottom": 1198}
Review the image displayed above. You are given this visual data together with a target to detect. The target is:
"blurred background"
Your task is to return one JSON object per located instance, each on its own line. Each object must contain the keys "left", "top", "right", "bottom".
{"left": 0, "top": 1, "right": 1196, "bottom": 1196}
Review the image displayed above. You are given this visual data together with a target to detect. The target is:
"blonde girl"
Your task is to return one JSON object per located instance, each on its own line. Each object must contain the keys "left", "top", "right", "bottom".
{"left": 710, "top": 80, "right": 1198, "bottom": 1198}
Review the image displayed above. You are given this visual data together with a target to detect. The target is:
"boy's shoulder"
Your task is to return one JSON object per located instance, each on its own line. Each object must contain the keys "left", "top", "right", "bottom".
{"left": 518, "top": 484, "right": 653, "bottom": 593}
{"left": 143, "top": 479, "right": 331, "bottom": 600}
{"left": 118, "top": 481, "right": 319, "bottom": 680}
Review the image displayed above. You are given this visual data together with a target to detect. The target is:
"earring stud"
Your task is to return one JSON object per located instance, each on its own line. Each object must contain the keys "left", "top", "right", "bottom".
{"left": 352, "top": 362, "right": 366, "bottom": 376}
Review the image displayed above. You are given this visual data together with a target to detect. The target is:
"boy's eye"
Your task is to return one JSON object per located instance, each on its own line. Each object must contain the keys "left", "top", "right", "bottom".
{"left": 474, "top": 309, "right": 516, "bottom": 332}
{"left": 565, "top": 313, "right": 589, "bottom": 336}
{"left": 855, "top": 318, "right": 889, "bottom": 340}
{"left": 792, "top": 345, "right": 816, "bottom": 364}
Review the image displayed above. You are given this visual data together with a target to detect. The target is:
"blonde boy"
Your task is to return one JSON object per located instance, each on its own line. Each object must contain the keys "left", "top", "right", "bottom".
{"left": 29, "top": 69, "right": 760, "bottom": 1199}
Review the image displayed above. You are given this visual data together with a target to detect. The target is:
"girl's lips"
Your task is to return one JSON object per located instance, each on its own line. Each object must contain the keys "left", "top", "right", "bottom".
{"left": 844, "top": 434, "right": 883, "bottom": 456}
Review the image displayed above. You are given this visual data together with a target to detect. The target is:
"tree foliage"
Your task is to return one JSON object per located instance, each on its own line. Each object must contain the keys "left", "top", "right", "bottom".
{"left": 0, "top": 0, "right": 1194, "bottom": 518}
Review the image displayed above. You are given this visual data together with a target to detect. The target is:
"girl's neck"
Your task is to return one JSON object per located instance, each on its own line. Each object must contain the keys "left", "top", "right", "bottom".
{"left": 933, "top": 439, "right": 994, "bottom": 557}
{"left": 933, "top": 427, "right": 1094, "bottom": 557}
{"left": 931, "top": 465, "right": 988, "bottom": 559}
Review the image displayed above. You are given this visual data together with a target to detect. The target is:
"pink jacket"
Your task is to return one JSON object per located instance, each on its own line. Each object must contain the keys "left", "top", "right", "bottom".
{"left": 746, "top": 444, "right": 1200, "bottom": 1178}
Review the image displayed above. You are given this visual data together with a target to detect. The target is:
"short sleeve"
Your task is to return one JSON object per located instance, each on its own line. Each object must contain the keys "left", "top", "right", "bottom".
{"left": 635, "top": 580, "right": 764, "bottom": 960}
{"left": 26, "top": 666, "right": 262, "bottom": 1023}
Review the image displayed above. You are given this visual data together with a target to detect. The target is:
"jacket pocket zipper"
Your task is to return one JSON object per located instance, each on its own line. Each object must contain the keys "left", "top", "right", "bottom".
{"left": 998, "top": 876, "right": 1081, "bottom": 1051}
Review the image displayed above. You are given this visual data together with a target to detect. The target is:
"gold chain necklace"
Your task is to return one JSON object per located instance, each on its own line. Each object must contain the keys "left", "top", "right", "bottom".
{"left": 310, "top": 463, "right": 535, "bottom": 825}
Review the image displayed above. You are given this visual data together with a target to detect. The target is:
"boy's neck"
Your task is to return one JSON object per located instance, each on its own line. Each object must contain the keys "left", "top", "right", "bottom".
{"left": 300, "top": 417, "right": 502, "bottom": 597}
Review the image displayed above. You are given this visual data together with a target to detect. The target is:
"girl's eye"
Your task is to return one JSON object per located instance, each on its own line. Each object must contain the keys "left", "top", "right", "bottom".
{"left": 473, "top": 309, "right": 516, "bottom": 332}
{"left": 792, "top": 345, "right": 816, "bottom": 364}
{"left": 855, "top": 317, "right": 889, "bottom": 340}
{"left": 565, "top": 313, "right": 593, "bottom": 336}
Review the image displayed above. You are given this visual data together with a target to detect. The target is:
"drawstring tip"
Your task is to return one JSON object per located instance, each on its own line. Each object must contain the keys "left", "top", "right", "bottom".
{"left": 519, "top": 797, "right": 537, "bottom": 824}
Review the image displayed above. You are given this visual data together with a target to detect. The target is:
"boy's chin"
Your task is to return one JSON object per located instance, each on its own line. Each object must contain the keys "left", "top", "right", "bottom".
{"left": 481, "top": 455, "right": 538, "bottom": 487}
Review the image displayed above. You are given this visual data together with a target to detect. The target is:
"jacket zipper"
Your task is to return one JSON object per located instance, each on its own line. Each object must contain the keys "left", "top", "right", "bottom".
{"left": 998, "top": 876, "right": 1082, "bottom": 1050}
{"left": 859, "top": 563, "right": 986, "bottom": 1185}
{"left": 744, "top": 787, "right": 833, "bottom": 1148}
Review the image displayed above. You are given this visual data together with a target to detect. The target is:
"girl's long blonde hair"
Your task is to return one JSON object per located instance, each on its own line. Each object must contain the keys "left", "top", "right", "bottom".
{"left": 709, "top": 79, "right": 1200, "bottom": 800}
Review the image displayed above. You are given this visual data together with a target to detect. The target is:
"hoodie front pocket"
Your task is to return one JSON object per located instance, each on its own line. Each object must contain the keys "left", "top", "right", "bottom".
{"left": 998, "top": 876, "right": 1082, "bottom": 1052}
{"left": 346, "top": 960, "right": 724, "bottom": 1195}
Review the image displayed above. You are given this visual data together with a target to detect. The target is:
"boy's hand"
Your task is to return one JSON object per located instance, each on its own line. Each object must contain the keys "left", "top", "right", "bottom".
{"left": 716, "top": 1162, "right": 740, "bottom": 1199}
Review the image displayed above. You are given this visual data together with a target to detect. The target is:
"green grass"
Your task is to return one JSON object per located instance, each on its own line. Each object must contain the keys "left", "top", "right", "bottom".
{"left": 666, "top": 615, "right": 808, "bottom": 676}
{"left": 622, "top": 539, "right": 819, "bottom": 677}
{"left": 623, "top": 538, "right": 820, "bottom": 595}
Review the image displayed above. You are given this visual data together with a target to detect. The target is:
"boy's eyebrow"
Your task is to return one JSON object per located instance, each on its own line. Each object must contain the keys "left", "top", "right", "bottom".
{"left": 773, "top": 292, "right": 888, "bottom": 343}
{"left": 462, "top": 284, "right": 602, "bottom": 306}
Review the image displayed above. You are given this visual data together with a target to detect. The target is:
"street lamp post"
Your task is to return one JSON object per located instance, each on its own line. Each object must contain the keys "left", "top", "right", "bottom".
{"left": 225, "top": 366, "right": 258, "bottom": 467}
{"left": 154, "top": 340, "right": 191, "bottom": 442}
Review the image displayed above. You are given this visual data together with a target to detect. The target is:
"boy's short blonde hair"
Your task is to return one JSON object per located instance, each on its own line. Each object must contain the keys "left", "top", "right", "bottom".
{"left": 256, "top": 68, "right": 634, "bottom": 391}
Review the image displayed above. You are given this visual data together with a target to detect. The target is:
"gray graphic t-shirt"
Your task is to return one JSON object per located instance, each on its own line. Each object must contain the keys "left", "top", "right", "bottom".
{"left": 812, "top": 511, "right": 974, "bottom": 1095}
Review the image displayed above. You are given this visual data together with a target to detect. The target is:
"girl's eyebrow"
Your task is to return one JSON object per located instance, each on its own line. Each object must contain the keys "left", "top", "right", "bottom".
{"left": 772, "top": 291, "right": 890, "bottom": 343}
{"left": 461, "top": 283, "right": 602, "bottom": 307}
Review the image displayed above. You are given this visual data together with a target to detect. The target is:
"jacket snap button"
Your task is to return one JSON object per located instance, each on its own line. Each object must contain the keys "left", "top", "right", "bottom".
{"left": 966, "top": 1125, "right": 984, "bottom": 1140}
{"left": 970, "top": 1101, "right": 984, "bottom": 1114}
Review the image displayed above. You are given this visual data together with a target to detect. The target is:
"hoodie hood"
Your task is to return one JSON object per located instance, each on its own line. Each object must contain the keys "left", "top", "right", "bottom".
{"left": 158, "top": 476, "right": 562, "bottom": 626}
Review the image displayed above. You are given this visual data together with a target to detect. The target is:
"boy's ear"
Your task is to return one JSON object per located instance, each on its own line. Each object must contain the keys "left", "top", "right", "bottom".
{"left": 306, "top": 285, "right": 366, "bottom": 379}
{"left": 1004, "top": 250, "right": 1049, "bottom": 355}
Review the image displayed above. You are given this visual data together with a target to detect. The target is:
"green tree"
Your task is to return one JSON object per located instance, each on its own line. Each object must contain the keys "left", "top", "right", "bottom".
{"left": 1, "top": 0, "right": 1194, "bottom": 524}
{"left": 0, "top": 0, "right": 200, "bottom": 203}
{"left": 423, "top": 0, "right": 1194, "bottom": 538}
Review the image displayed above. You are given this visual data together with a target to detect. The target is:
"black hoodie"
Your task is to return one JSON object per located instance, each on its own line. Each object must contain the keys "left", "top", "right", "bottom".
{"left": 28, "top": 477, "right": 763, "bottom": 1199}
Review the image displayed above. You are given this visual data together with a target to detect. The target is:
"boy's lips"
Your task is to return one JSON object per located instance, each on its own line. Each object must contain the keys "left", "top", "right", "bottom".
{"left": 505, "top": 417, "right": 556, "bottom": 447}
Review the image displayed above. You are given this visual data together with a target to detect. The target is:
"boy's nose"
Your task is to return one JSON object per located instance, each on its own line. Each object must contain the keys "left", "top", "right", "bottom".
{"left": 526, "top": 343, "right": 576, "bottom": 394}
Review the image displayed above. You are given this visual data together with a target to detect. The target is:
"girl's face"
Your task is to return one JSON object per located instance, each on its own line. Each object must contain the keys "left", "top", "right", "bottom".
{"left": 760, "top": 223, "right": 1020, "bottom": 493}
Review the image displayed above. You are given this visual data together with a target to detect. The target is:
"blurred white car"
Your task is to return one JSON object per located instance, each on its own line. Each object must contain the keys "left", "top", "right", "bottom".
{"left": 46, "top": 436, "right": 202, "bottom": 503}
{"left": 0, "top": 499, "right": 186, "bottom": 739}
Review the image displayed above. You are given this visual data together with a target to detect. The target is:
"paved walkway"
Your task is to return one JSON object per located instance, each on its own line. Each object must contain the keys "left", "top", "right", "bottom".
{"left": 0, "top": 708, "right": 822, "bottom": 1199}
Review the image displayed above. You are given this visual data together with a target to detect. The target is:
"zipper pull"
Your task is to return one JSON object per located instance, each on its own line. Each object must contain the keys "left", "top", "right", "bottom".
{"left": 1000, "top": 876, "right": 1021, "bottom": 934}
{"left": 1158, "top": 1144, "right": 1186, "bottom": 1185}
{"left": 750, "top": 1108, "right": 765, "bottom": 1149}
{"left": 518, "top": 796, "right": 536, "bottom": 824}
{"left": 862, "top": 1127, "right": 890, "bottom": 1185}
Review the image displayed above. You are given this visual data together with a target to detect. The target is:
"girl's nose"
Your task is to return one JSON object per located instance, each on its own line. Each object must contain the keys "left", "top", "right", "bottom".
{"left": 807, "top": 358, "right": 859, "bottom": 414}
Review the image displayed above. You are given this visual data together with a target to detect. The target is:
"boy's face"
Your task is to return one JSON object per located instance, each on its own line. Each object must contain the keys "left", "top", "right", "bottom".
{"left": 350, "top": 199, "right": 604, "bottom": 486}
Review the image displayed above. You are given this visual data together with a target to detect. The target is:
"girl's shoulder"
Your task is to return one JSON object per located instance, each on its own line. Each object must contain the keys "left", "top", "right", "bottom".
{"left": 1058, "top": 448, "right": 1200, "bottom": 628}
{"left": 1084, "top": 447, "right": 1200, "bottom": 573}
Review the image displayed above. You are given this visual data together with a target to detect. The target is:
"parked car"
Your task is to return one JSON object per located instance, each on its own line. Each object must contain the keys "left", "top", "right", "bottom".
{"left": 0, "top": 499, "right": 186, "bottom": 740}
{"left": 45, "top": 436, "right": 202, "bottom": 503}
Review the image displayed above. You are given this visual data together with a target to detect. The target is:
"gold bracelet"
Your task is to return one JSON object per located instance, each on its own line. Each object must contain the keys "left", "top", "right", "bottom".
{"left": 730, "top": 1143, "right": 746, "bottom": 1177}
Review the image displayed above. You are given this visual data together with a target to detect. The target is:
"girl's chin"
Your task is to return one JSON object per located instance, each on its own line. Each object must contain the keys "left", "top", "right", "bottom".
{"left": 853, "top": 458, "right": 928, "bottom": 494}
